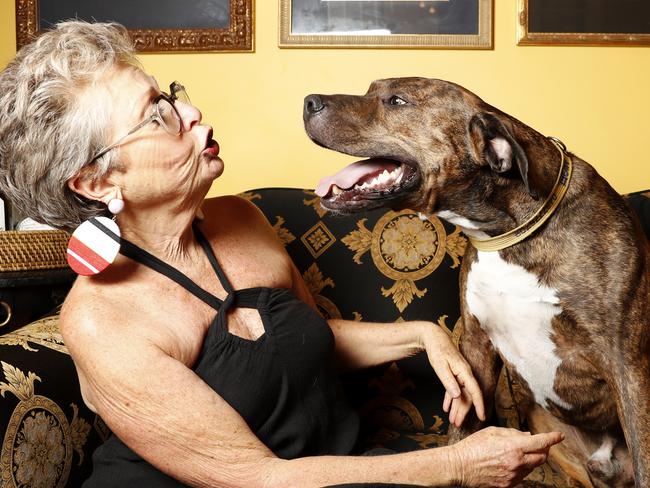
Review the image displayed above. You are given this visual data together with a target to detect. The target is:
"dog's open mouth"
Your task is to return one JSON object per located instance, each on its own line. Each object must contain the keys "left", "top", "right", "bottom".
{"left": 315, "top": 158, "right": 419, "bottom": 211}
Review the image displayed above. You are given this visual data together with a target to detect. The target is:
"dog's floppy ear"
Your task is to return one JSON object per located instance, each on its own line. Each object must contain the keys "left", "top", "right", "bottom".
{"left": 469, "top": 112, "right": 535, "bottom": 197}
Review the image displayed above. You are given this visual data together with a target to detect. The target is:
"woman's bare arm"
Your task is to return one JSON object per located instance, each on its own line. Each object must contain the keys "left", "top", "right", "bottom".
{"left": 290, "top": 263, "right": 485, "bottom": 422}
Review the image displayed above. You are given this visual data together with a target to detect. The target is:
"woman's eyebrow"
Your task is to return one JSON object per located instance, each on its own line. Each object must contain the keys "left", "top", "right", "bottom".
{"left": 136, "top": 85, "right": 160, "bottom": 119}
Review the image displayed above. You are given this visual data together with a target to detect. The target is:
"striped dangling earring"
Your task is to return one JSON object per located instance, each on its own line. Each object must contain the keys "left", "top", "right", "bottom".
{"left": 66, "top": 198, "right": 123, "bottom": 276}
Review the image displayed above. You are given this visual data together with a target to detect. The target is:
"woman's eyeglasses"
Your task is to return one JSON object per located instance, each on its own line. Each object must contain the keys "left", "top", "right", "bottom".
{"left": 89, "top": 81, "right": 190, "bottom": 164}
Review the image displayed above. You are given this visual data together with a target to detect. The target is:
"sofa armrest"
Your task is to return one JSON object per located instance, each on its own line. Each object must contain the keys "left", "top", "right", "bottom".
{"left": 0, "top": 315, "right": 108, "bottom": 487}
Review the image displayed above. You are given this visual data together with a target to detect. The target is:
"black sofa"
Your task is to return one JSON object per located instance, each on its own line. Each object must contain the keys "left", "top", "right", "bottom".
{"left": 1, "top": 188, "right": 648, "bottom": 487}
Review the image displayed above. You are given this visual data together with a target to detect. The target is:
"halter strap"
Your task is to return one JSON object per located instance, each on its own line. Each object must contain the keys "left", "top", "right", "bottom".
{"left": 118, "top": 224, "right": 225, "bottom": 311}
{"left": 193, "top": 223, "right": 235, "bottom": 294}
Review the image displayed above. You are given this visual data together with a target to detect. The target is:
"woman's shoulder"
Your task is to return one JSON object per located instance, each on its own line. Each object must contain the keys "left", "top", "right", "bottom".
{"left": 60, "top": 273, "right": 144, "bottom": 349}
{"left": 201, "top": 195, "right": 281, "bottom": 245}
{"left": 202, "top": 194, "right": 265, "bottom": 220}
{"left": 61, "top": 278, "right": 117, "bottom": 328}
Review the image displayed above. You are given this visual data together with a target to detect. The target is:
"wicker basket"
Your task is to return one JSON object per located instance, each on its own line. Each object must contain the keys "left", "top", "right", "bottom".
{"left": 0, "top": 230, "right": 70, "bottom": 272}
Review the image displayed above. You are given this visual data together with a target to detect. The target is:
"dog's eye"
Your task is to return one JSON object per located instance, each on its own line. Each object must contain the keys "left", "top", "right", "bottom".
{"left": 387, "top": 95, "right": 407, "bottom": 106}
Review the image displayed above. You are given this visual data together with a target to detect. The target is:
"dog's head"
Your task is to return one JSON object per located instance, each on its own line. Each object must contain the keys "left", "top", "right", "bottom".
{"left": 304, "top": 78, "right": 553, "bottom": 217}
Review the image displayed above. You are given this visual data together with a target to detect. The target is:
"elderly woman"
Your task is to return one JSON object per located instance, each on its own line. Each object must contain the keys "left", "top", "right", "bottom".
{"left": 0, "top": 21, "right": 562, "bottom": 488}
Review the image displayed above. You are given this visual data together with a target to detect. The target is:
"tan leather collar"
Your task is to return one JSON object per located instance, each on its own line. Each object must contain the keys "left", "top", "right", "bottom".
{"left": 469, "top": 137, "right": 573, "bottom": 252}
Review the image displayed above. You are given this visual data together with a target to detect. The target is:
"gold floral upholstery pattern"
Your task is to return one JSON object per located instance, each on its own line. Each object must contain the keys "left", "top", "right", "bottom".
{"left": 241, "top": 189, "right": 474, "bottom": 454}
{"left": 1, "top": 317, "right": 109, "bottom": 487}
{"left": 342, "top": 210, "right": 465, "bottom": 312}
{"left": 0, "top": 315, "right": 67, "bottom": 354}
{"left": 1, "top": 361, "right": 81, "bottom": 488}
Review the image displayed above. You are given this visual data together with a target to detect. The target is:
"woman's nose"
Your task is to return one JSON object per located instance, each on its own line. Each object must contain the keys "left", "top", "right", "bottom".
{"left": 177, "top": 101, "right": 202, "bottom": 132}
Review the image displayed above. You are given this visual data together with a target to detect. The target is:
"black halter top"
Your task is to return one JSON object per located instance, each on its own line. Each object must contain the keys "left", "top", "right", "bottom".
{"left": 83, "top": 223, "right": 359, "bottom": 487}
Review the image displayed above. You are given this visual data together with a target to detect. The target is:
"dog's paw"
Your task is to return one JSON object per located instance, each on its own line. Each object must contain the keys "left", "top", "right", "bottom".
{"left": 586, "top": 453, "right": 619, "bottom": 482}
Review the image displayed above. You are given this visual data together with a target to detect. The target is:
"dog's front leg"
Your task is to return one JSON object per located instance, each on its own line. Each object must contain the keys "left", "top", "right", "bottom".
{"left": 447, "top": 311, "right": 502, "bottom": 444}
{"left": 610, "top": 357, "right": 650, "bottom": 486}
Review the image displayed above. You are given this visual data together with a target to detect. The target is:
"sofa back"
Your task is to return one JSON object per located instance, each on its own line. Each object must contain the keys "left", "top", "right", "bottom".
{"left": 243, "top": 187, "right": 467, "bottom": 450}
{"left": 246, "top": 187, "right": 650, "bottom": 451}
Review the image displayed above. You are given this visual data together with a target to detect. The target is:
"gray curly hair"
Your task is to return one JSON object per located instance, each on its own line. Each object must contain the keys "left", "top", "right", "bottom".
{"left": 0, "top": 21, "right": 138, "bottom": 232}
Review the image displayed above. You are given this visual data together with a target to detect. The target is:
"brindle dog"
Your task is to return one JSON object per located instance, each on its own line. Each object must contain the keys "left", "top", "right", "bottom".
{"left": 303, "top": 78, "right": 649, "bottom": 487}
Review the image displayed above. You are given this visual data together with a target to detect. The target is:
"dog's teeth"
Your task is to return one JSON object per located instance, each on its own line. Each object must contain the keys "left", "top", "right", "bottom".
{"left": 331, "top": 185, "right": 343, "bottom": 195}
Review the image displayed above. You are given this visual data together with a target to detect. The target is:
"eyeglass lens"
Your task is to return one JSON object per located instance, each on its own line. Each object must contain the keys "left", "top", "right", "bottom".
{"left": 156, "top": 98, "right": 182, "bottom": 134}
{"left": 171, "top": 82, "right": 190, "bottom": 104}
{"left": 156, "top": 82, "right": 190, "bottom": 134}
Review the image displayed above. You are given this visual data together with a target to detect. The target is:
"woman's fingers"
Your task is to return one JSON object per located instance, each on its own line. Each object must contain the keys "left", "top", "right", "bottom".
{"left": 431, "top": 356, "right": 486, "bottom": 419}
{"left": 451, "top": 395, "right": 473, "bottom": 426}
{"left": 449, "top": 397, "right": 459, "bottom": 426}
{"left": 456, "top": 369, "right": 485, "bottom": 421}
{"left": 434, "top": 361, "right": 461, "bottom": 399}
{"left": 446, "top": 359, "right": 486, "bottom": 422}
{"left": 522, "top": 452, "right": 548, "bottom": 470}
{"left": 424, "top": 328, "right": 486, "bottom": 422}
{"left": 439, "top": 364, "right": 486, "bottom": 426}
{"left": 449, "top": 394, "right": 473, "bottom": 427}
{"left": 521, "top": 431, "right": 565, "bottom": 452}
{"left": 443, "top": 391, "right": 452, "bottom": 413}
{"left": 452, "top": 427, "right": 564, "bottom": 487}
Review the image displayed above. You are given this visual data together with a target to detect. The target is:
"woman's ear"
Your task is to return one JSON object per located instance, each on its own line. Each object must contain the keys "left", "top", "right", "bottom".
{"left": 469, "top": 112, "right": 537, "bottom": 198}
{"left": 67, "top": 167, "right": 117, "bottom": 206}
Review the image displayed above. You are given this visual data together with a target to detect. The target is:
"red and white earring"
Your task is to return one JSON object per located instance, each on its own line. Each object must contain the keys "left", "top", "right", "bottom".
{"left": 66, "top": 198, "right": 123, "bottom": 276}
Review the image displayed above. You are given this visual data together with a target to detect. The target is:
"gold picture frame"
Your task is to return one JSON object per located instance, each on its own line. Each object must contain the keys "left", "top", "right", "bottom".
{"left": 517, "top": 0, "right": 650, "bottom": 46}
{"left": 15, "top": 0, "right": 254, "bottom": 53}
{"left": 279, "top": 0, "right": 493, "bottom": 49}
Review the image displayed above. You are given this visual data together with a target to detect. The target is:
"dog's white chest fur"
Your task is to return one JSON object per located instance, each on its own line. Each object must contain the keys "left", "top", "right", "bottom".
{"left": 465, "top": 251, "right": 570, "bottom": 410}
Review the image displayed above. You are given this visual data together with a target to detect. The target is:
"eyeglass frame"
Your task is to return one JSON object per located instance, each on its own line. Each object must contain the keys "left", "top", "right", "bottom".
{"left": 88, "top": 81, "right": 190, "bottom": 164}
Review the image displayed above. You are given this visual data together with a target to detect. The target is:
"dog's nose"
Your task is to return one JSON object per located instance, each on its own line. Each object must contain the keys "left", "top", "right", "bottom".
{"left": 304, "top": 94, "right": 325, "bottom": 118}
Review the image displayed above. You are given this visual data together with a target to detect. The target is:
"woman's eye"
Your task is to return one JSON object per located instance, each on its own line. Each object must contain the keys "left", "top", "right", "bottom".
{"left": 388, "top": 95, "right": 407, "bottom": 106}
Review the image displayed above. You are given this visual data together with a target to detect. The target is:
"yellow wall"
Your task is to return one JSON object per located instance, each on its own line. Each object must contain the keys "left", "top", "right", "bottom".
{"left": 1, "top": 0, "right": 649, "bottom": 196}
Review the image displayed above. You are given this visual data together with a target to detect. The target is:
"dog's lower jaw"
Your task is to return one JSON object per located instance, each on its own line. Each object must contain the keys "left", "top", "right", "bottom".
{"left": 318, "top": 169, "right": 422, "bottom": 213}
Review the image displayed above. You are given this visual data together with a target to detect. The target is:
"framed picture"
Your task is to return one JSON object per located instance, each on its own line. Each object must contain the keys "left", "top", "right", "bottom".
{"left": 279, "top": 0, "right": 493, "bottom": 49}
{"left": 517, "top": 0, "right": 650, "bottom": 46}
{"left": 15, "top": 0, "right": 254, "bottom": 52}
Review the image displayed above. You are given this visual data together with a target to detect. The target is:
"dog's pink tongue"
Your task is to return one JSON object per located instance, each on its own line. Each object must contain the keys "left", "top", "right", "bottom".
{"left": 315, "top": 159, "right": 396, "bottom": 197}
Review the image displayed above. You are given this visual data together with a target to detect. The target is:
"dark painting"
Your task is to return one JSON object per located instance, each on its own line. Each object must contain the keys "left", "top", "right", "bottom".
{"left": 292, "top": 0, "right": 479, "bottom": 36}
{"left": 528, "top": 0, "right": 650, "bottom": 34}
{"left": 38, "top": 0, "right": 230, "bottom": 30}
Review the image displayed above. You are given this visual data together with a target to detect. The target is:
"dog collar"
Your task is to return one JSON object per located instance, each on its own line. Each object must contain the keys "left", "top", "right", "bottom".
{"left": 469, "top": 137, "right": 573, "bottom": 252}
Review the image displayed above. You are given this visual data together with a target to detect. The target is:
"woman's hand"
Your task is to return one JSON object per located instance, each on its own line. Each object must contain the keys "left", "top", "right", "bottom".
{"left": 447, "top": 427, "right": 565, "bottom": 487}
{"left": 419, "top": 322, "right": 485, "bottom": 426}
